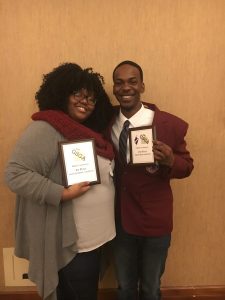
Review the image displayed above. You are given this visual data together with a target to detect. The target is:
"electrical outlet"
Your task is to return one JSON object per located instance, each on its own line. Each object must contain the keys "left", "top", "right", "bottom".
{"left": 3, "top": 247, "right": 35, "bottom": 286}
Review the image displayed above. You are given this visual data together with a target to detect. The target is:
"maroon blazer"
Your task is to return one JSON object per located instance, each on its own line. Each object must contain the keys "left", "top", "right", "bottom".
{"left": 109, "top": 102, "right": 194, "bottom": 237}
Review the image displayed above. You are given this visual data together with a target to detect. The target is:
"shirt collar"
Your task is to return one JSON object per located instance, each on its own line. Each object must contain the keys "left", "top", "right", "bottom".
{"left": 119, "top": 103, "right": 145, "bottom": 127}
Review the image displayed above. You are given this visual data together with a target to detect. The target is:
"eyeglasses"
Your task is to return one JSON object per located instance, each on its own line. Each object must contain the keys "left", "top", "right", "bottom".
{"left": 72, "top": 90, "right": 97, "bottom": 105}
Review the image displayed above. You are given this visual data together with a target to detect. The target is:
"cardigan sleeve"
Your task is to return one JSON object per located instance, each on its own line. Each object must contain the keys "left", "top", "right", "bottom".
{"left": 5, "top": 121, "right": 64, "bottom": 206}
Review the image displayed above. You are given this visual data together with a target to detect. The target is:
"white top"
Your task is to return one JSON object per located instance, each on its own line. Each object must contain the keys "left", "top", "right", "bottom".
{"left": 111, "top": 104, "right": 154, "bottom": 163}
{"left": 72, "top": 156, "right": 115, "bottom": 252}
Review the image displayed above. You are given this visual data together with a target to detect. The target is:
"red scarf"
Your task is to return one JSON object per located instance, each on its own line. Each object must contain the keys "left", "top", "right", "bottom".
{"left": 32, "top": 110, "right": 114, "bottom": 160}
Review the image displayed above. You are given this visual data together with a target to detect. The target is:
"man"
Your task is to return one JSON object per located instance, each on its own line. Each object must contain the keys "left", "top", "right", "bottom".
{"left": 110, "top": 60, "right": 194, "bottom": 300}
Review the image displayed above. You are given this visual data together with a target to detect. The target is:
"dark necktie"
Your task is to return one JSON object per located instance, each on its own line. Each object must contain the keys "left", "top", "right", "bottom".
{"left": 119, "top": 120, "right": 130, "bottom": 165}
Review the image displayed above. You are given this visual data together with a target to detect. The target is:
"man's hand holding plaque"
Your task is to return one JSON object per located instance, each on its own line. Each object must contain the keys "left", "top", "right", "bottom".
{"left": 152, "top": 140, "right": 174, "bottom": 167}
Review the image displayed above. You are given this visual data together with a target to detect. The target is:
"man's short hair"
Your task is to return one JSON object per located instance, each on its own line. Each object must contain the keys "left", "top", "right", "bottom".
{"left": 113, "top": 60, "right": 143, "bottom": 81}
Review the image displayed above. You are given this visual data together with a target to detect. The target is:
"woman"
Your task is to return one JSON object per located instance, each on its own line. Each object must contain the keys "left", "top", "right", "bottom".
{"left": 5, "top": 63, "right": 115, "bottom": 300}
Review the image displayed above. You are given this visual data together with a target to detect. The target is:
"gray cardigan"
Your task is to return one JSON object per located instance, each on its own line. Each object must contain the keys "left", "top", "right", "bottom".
{"left": 5, "top": 121, "right": 82, "bottom": 300}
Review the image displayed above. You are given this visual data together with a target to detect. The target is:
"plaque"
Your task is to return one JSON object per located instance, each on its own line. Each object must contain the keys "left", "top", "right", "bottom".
{"left": 129, "top": 126, "right": 156, "bottom": 165}
{"left": 59, "top": 139, "right": 100, "bottom": 186}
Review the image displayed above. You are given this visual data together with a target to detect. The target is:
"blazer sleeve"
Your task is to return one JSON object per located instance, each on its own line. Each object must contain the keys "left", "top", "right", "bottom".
{"left": 161, "top": 119, "right": 194, "bottom": 179}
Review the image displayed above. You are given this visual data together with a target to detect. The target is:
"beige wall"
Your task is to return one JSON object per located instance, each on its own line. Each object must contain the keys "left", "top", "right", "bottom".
{"left": 1, "top": 0, "right": 225, "bottom": 289}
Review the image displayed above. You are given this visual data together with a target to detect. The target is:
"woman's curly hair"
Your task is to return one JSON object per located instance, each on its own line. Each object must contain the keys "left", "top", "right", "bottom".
{"left": 35, "top": 63, "right": 114, "bottom": 133}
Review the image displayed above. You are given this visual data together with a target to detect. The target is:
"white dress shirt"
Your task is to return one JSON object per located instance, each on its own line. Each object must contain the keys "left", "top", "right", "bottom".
{"left": 111, "top": 104, "right": 154, "bottom": 163}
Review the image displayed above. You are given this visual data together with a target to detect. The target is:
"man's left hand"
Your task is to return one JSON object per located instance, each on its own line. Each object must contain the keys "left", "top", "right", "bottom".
{"left": 153, "top": 140, "right": 174, "bottom": 167}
